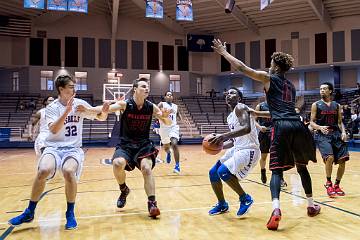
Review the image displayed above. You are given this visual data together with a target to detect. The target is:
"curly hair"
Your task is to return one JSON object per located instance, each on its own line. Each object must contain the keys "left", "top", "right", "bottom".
{"left": 271, "top": 52, "right": 294, "bottom": 72}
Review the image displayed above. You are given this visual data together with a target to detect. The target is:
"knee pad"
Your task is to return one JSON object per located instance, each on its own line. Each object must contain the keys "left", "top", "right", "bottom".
{"left": 209, "top": 160, "right": 222, "bottom": 182}
{"left": 217, "top": 164, "right": 233, "bottom": 182}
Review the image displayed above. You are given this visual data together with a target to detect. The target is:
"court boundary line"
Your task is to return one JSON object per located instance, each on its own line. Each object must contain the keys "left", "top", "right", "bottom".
{"left": 1, "top": 193, "right": 360, "bottom": 226}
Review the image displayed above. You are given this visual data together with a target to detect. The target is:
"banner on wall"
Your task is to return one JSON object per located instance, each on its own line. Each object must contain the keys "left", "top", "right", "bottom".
{"left": 47, "top": 0, "right": 67, "bottom": 11}
{"left": 176, "top": 0, "right": 193, "bottom": 21}
{"left": 24, "top": 0, "right": 45, "bottom": 9}
{"left": 68, "top": 0, "right": 88, "bottom": 13}
{"left": 145, "top": 0, "right": 163, "bottom": 19}
{"left": 260, "top": 0, "right": 274, "bottom": 10}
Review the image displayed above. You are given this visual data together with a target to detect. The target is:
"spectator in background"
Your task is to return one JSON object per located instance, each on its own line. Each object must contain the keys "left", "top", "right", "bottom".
{"left": 223, "top": 88, "right": 227, "bottom": 99}
{"left": 334, "top": 90, "right": 342, "bottom": 103}
{"left": 342, "top": 105, "right": 352, "bottom": 129}
{"left": 295, "top": 107, "right": 303, "bottom": 122}
{"left": 351, "top": 109, "right": 359, "bottom": 136}
{"left": 207, "top": 88, "right": 219, "bottom": 98}
{"left": 19, "top": 100, "right": 26, "bottom": 110}
{"left": 356, "top": 83, "right": 360, "bottom": 96}
{"left": 28, "top": 98, "right": 37, "bottom": 110}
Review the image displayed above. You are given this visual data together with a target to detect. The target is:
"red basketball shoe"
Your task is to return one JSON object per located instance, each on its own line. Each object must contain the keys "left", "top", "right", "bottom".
{"left": 333, "top": 184, "right": 345, "bottom": 196}
{"left": 324, "top": 181, "right": 336, "bottom": 197}
{"left": 148, "top": 200, "right": 160, "bottom": 219}
{"left": 307, "top": 204, "right": 321, "bottom": 217}
{"left": 266, "top": 208, "right": 281, "bottom": 230}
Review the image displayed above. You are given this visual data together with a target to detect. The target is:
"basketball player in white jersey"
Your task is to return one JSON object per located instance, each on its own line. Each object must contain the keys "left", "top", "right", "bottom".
{"left": 208, "top": 87, "right": 260, "bottom": 217}
{"left": 9, "top": 75, "right": 107, "bottom": 230}
{"left": 158, "top": 91, "right": 181, "bottom": 173}
{"left": 31, "top": 96, "right": 55, "bottom": 156}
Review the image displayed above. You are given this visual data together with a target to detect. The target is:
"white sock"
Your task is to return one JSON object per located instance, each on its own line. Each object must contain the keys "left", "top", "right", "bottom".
{"left": 272, "top": 199, "right": 280, "bottom": 210}
{"left": 307, "top": 197, "right": 314, "bottom": 208}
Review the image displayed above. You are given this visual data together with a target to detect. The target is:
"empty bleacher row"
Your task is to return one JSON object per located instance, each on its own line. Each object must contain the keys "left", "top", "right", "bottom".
{"left": 180, "top": 96, "right": 259, "bottom": 136}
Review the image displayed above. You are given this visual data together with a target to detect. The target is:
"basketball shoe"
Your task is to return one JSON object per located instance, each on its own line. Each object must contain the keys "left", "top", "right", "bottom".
{"left": 208, "top": 201, "right": 229, "bottom": 215}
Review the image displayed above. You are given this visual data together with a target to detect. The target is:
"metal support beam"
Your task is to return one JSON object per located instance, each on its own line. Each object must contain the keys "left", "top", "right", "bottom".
{"left": 214, "top": 0, "right": 259, "bottom": 35}
{"left": 112, "top": 0, "right": 120, "bottom": 39}
{"left": 111, "top": 0, "right": 120, "bottom": 67}
{"left": 306, "top": 0, "right": 332, "bottom": 30}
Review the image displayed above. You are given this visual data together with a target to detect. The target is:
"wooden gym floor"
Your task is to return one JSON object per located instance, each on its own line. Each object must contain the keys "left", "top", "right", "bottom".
{"left": 0, "top": 146, "right": 359, "bottom": 240}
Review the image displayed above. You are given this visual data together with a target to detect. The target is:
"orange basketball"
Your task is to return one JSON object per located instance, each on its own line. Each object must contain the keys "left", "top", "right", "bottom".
{"left": 202, "top": 134, "right": 223, "bottom": 155}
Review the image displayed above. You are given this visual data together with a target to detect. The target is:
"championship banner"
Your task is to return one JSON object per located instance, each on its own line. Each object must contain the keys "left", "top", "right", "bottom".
{"left": 24, "top": 0, "right": 45, "bottom": 9}
{"left": 68, "top": 0, "right": 88, "bottom": 13}
{"left": 260, "top": 0, "right": 274, "bottom": 10}
{"left": 176, "top": 0, "right": 193, "bottom": 21}
{"left": 47, "top": 0, "right": 67, "bottom": 11}
{"left": 145, "top": 0, "right": 163, "bottom": 19}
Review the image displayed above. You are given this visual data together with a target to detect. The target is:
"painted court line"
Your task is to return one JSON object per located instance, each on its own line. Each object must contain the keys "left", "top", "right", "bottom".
{"left": 1, "top": 193, "right": 360, "bottom": 226}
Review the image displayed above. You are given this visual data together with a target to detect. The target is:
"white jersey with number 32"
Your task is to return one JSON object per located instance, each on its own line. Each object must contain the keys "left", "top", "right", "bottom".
{"left": 44, "top": 98, "right": 95, "bottom": 148}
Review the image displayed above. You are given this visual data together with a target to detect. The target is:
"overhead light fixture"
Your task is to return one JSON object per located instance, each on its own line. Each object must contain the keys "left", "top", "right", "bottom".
{"left": 225, "top": 0, "right": 235, "bottom": 13}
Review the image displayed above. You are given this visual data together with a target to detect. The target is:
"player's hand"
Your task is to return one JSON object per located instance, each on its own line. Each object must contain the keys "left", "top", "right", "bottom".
{"left": 260, "top": 126, "right": 268, "bottom": 133}
{"left": 247, "top": 107, "right": 255, "bottom": 113}
{"left": 319, "top": 126, "right": 329, "bottom": 134}
{"left": 116, "top": 95, "right": 125, "bottom": 101}
{"left": 65, "top": 95, "right": 75, "bottom": 114}
{"left": 161, "top": 108, "right": 171, "bottom": 118}
{"left": 102, "top": 101, "right": 110, "bottom": 113}
{"left": 76, "top": 104, "right": 87, "bottom": 113}
{"left": 212, "top": 39, "right": 227, "bottom": 55}
{"left": 341, "top": 132, "right": 347, "bottom": 141}
{"left": 208, "top": 133, "right": 225, "bottom": 145}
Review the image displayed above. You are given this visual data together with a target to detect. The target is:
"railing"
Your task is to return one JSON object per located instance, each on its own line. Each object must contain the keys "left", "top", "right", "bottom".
{"left": 176, "top": 100, "right": 194, "bottom": 137}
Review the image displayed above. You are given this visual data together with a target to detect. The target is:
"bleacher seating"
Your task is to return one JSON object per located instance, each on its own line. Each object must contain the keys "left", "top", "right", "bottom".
{"left": 181, "top": 96, "right": 259, "bottom": 136}
{"left": 0, "top": 94, "right": 41, "bottom": 139}
{"left": 2, "top": 90, "right": 359, "bottom": 142}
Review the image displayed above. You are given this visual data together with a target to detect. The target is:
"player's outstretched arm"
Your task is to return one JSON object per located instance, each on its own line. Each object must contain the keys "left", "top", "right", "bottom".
{"left": 77, "top": 101, "right": 126, "bottom": 121}
{"left": 212, "top": 39, "right": 270, "bottom": 85}
{"left": 153, "top": 104, "right": 171, "bottom": 125}
{"left": 254, "top": 104, "right": 267, "bottom": 132}
{"left": 248, "top": 107, "right": 271, "bottom": 118}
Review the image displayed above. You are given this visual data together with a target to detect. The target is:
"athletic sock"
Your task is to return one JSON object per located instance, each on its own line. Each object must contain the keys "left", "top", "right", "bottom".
{"left": 119, "top": 183, "right": 127, "bottom": 191}
{"left": 28, "top": 200, "right": 38, "bottom": 213}
{"left": 67, "top": 202, "right": 75, "bottom": 213}
{"left": 307, "top": 197, "right": 315, "bottom": 208}
{"left": 272, "top": 198, "right": 280, "bottom": 210}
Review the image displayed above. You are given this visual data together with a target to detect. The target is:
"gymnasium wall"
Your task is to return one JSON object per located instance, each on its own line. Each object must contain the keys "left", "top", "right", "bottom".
{"left": 0, "top": 15, "right": 360, "bottom": 97}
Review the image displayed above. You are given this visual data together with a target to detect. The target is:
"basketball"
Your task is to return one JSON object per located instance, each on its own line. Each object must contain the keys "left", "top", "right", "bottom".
{"left": 202, "top": 134, "right": 223, "bottom": 155}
